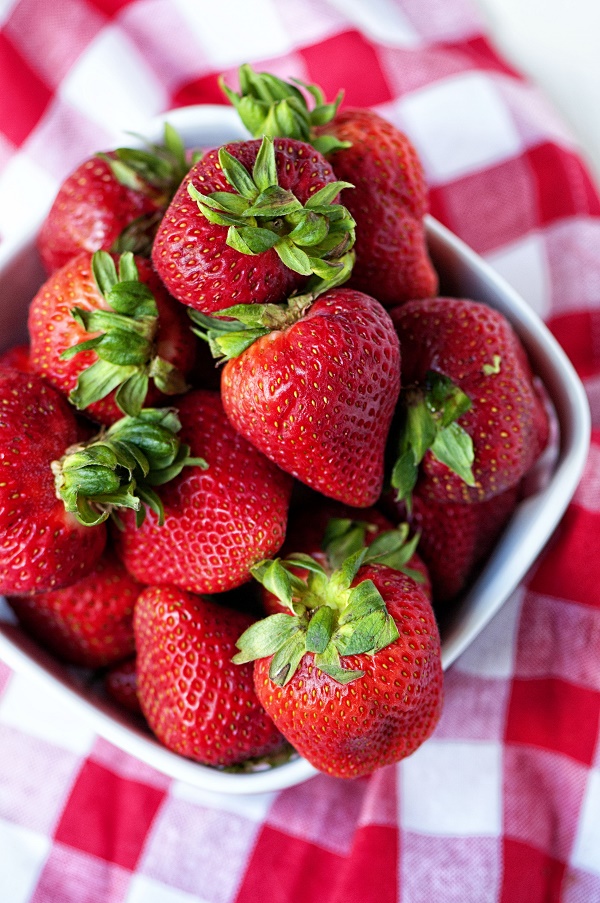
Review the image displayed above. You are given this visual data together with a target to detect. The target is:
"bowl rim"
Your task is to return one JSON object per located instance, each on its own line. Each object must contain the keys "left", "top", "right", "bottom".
{"left": 0, "top": 103, "right": 591, "bottom": 794}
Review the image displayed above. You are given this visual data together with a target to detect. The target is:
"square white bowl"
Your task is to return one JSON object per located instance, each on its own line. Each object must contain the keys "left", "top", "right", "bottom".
{"left": 0, "top": 105, "right": 591, "bottom": 793}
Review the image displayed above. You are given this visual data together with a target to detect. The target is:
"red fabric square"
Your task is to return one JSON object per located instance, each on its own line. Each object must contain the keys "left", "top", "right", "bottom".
{"left": 429, "top": 153, "right": 538, "bottom": 254}
{"left": 505, "top": 678, "right": 600, "bottom": 765}
{"left": 527, "top": 507, "right": 600, "bottom": 609}
{"left": 0, "top": 33, "right": 53, "bottom": 146}
{"left": 299, "top": 31, "right": 394, "bottom": 108}
{"left": 529, "top": 143, "right": 600, "bottom": 224}
{"left": 500, "top": 838, "right": 566, "bottom": 903}
{"left": 235, "top": 823, "right": 397, "bottom": 903}
{"left": 86, "top": 0, "right": 133, "bottom": 14}
{"left": 53, "top": 759, "right": 167, "bottom": 870}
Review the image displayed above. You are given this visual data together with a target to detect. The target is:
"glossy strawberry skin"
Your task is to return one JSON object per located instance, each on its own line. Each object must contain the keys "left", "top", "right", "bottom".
{"left": 0, "top": 369, "right": 106, "bottom": 595}
{"left": 221, "top": 288, "right": 401, "bottom": 507}
{"left": 37, "top": 154, "right": 164, "bottom": 274}
{"left": 113, "top": 390, "right": 293, "bottom": 594}
{"left": 391, "top": 297, "right": 549, "bottom": 503}
{"left": 6, "top": 547, "right": 141, "bottom": 668}
{"left": 254, "top": 564, "right": 443, "bottom": 779}
{"left": 28, "top": 252, "right": 197, "bottom": 425}
{"left": 0, "top": 343, "right": 33, "bottom": 373}
{"left": 381, "top": 484, "right": 520, "bottom": 604}
{"left": 134, "top": 586, "right": 286, "bottom": 767}
{"left": 262, "top": 501, "right": 431, "bottom": 615}
{"left": 152, "top": 138, "right": 338, "bottom": 313}
{"left": 321, "top": 108, "right": 437, "bottom": 307}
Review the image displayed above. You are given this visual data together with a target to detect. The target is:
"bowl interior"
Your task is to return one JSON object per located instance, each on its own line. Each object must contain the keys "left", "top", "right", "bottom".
{"left": 0, "top": 105, "right": 591, "bottom": 793}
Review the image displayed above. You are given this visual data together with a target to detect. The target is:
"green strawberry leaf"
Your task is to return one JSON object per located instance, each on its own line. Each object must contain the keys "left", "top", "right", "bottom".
{"left": 314, "top": 642, "right": 364, "bottom": 684}
{"left": 305, "top": 605, "right": 335, "bottom": 653}
{"left": 430, "top": 421, "right": 476, "bottom": 486}
{"left": 233, "top": 614, "right": 302, "bottom": 664}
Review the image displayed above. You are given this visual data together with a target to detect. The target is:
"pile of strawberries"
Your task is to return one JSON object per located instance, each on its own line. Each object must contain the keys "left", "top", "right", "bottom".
{"left": 0, "top": 67, "right": 549, "bottom": 780}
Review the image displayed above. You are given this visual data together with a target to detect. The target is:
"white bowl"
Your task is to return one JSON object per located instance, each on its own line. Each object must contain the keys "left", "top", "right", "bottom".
{"left": 0, "top": 105, "right": 591, "bottom": 794}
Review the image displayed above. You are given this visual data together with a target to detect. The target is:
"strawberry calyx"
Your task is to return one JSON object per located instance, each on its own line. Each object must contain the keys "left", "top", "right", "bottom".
{"left": 221, "top": 64, "right": 350, "bottom": 156}
{"left": 52, "top": 407, "right": 207, "bottom": 528}
{"left": 61, "top": 250, "right": 189, "bottom": 417}
{"left": 233, "top": 547, "right": 400, "bottom": 687}
{"left": 187, "top": 135, "right": 355, "bottom": 284}
{"left": 323, "top": 517, "right": 425, "bottom": 584}
{"left": 390, "top": 370, "right": 476, "bottom": 509}
{"left": 188, "top": 253, "right": 354, "bottom": 361}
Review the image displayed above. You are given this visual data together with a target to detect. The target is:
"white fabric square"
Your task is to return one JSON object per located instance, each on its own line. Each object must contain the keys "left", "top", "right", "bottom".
{"left": 126, "top": 874, "right": 207, "bottom": 903}
{"left": 546, "top": 217, "right": 600, "bottom": 314}
{"left": 0, "top": 673, "right": 96, "bottom": 756}
{"left": 171, "top": 779, "right": 276, "bottom": 823}
{"left": 0, "top": 818, "right": 50, "bottom": 903}
{"left": 573, "top": 438, "right": 600, "bottom": 513}
{"left": 399, "top": 740, "right": 502, "bottom": 835}
{"left": 401, "top": 833, "right": 500, "bottom": 903}
{"left": 0, "top": 0, "right": 19, "bottom": 27}
{"left": 172, "top": 0, "right": 292, "bottom": 68}
{"left": 329, "top": 0, "right": 421, "bottom": 46}
{"left": 571, "top": 768, "right": 600, "bottom": 875}
{"left": 486, "top": 232, "right": 552, "bottom": 319}
{"left": 60, "top": 25, "right": 167, "bottom": 136}
{"left": 0, "top": 152, "right": 56, "bottom": 244}
{"left": 397, "top": 71, "right": 523, "bottom": 184}
{"left": 453, "top": 586, "right": 524, "bottom": 679}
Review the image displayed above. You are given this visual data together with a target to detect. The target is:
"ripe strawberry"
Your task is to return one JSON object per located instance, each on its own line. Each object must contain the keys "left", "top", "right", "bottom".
{"left": 261, "top": 501, "right": 431, "bottom": 615}
{"left": 6, "top": 547, "right": 142, "bottom": 667}
{"left": 221, "top": 66, "right": 438, "bottom": 306}
{"left": 0, "top": 369, "right": 106, "bottom": 594}
{"left": 152, "top": 135, "right": 355, "bottom": 314}
{"left": 105, "top": 657, "right": 142, "bottom": 714}
{"left": 37, "top": 124, "right": 196, "bottom": 273}
{"left": 112, "top": 390, "right": 293, "bottom": 593}
{"left": 200, "top": 287, "right": 400, "bottom": 507}
{"left": 0, "top": 343, "right": 33, "bottom": 373}
{"left": 235, "top": 551, "right": 443, "bottom": 778}
{"left": 381, "top": 484, "right": 520, "bottom": 604}
{"left": 388, "top": 297, "right": 549, "bottom": 505}
{"left": 134, "top": 586, "right": 287, "bottom": 767}
{"left": 28, "top": 250, "right": 196, "bottom": 424}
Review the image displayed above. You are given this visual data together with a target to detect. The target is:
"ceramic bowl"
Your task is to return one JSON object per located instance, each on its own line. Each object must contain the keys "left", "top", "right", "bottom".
{"left": 0, "top": 105, "right": 591, "bottom": 793}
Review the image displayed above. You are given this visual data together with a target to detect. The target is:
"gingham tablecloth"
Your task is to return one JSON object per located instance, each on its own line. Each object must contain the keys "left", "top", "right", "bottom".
{"left": 1, "top": 2, "right": 600, "bottom": 901}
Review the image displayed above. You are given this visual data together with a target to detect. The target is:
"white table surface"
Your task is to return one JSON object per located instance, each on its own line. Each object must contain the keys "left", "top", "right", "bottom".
{"left": 474, "top": 0, "right": 600, "bottom": 186}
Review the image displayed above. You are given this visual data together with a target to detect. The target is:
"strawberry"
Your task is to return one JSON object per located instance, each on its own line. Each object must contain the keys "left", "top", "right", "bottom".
{"left": 261, "top": 501, "right": 431, "bottom": 614}
{"left": 0, "top": 369, "right": 107, "bottom": 594}
{"left": 112, "top": 390, "right": 293, "bottom": 594}
{"left": 388, "top": 297, "right": 549, "bottom": 505}
{"left": 28, "top": 250, "right": 196, "bottom": 425}
{"left": 381, "top": 484, "right": 520, "bottom": 604}
{"left": 37, "top": 124, "right": 196, "bottom": 273}
{"left": 221, "top": 65, "right": 438, "bottom": 306}
{"left": 6, "top": 547, "right": 142, "bottom": 667}
{"left": 151, "top": 135, "right": 355, "bottom": 314}
{"left": 196, "top": 287, "right": 400, "bottom": 507}
{"left": 0, "top": 343, "right": 33, "bottom": 373}
{"left": 134, "top": 586, "right": 287, "bottom": 767}
{"left": 235, "top": 550, "right": 443, "bottom": 778}
{"left": 105, "top": 657, "right": 142, "bottom": 714}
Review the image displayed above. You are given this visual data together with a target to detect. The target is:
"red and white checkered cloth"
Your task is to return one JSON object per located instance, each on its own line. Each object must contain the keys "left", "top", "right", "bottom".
{"left": 1, "top": 1, "right": 600, "bottom": 901}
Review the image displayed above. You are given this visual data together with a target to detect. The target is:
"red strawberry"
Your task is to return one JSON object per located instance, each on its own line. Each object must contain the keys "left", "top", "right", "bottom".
{"left": 37, "top": 125, "right": 195, "bottom": 273}
{"left": 205, "top": 287, "right": 400, "bottom": 507}
{"left": 235, "top": 553, "right": 443, "bottom": 778}
{"left": 0, "top": 369, "right": 106, "bottom": 594}
{"left": 381, "top": 484, "right": 520, "bottom": 604}
{"left": 113, "top": 390, "right": 293, "bottom": 594}
{"left": 388, "top": 297, "right": 549, "bottom": 505}
{"left": 28, "top": 251, "right": 196, "bottom": 424}
{"left": 0, "top": 343, "right": 33, "bottom": 373}
{"left": 261, "top": 501, "right": 431, "bottom": 614}
{"left": 221, "top": 66, "right": 438, "bottom": 306}
{"left": 152, "top": 135, "right": 355, "bottom": 314}
{"left": 105, "top": 657, "right": 142, "bottom": 714}
{"left": 134, "top": 586, "right": 287, "bottom": 767}
{"left": 6, "top": 547, "right": 142, "bottom": 667}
